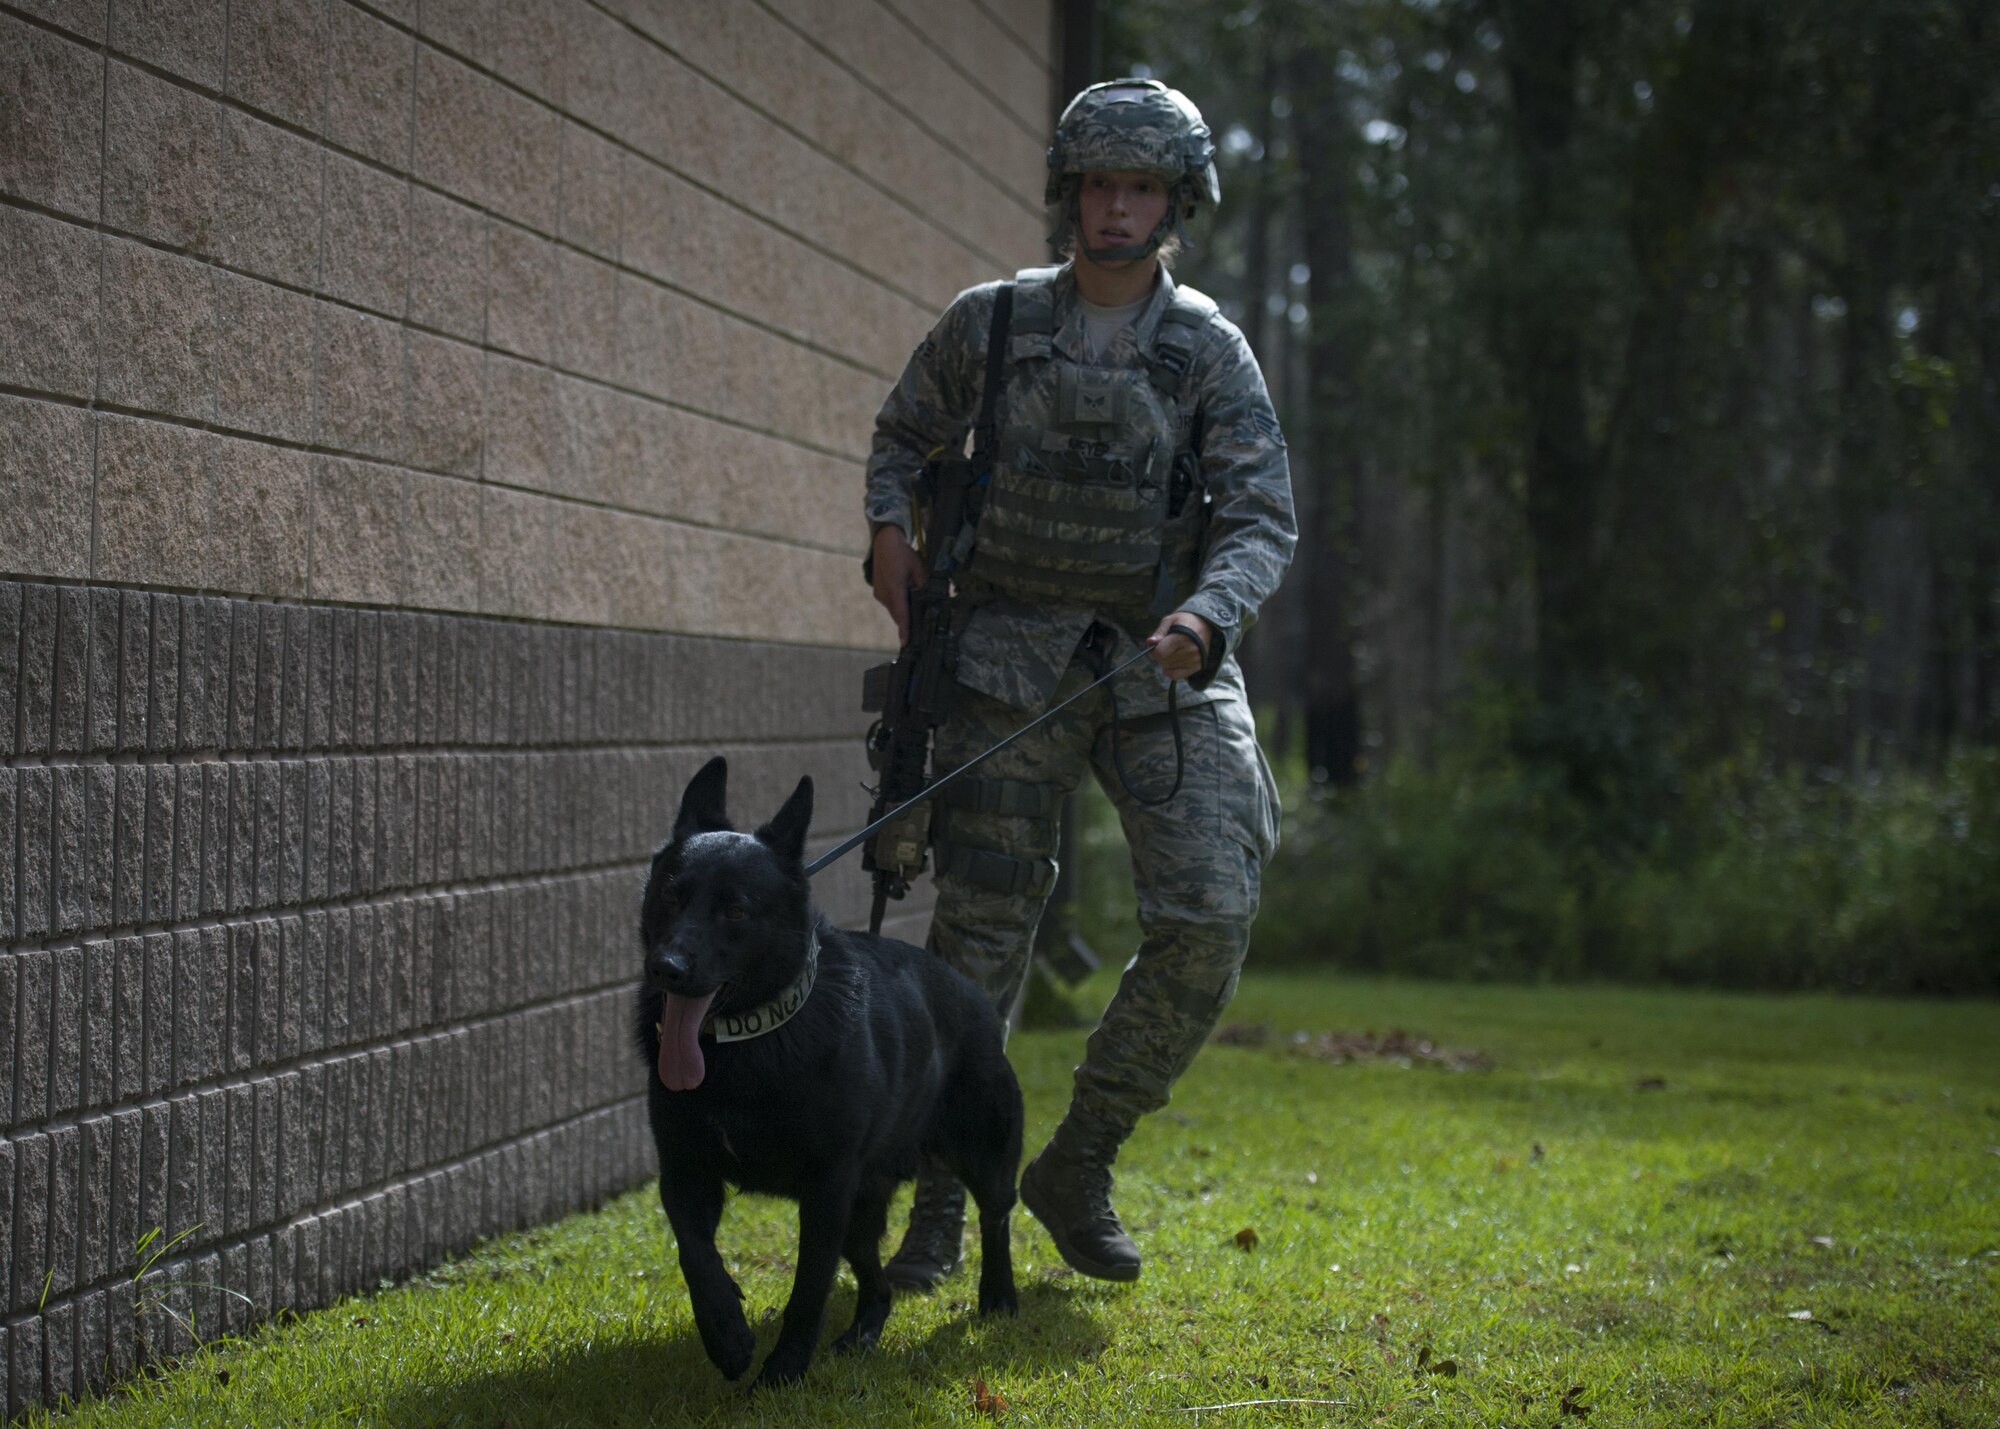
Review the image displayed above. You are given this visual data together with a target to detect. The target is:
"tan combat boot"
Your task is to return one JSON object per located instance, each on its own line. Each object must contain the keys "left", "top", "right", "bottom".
{"left": 1019, "top": 1115, "right": 1140, "bottom": 1282}
{"left": 884, "top": 1163, "right": 965, "bottom": 1291}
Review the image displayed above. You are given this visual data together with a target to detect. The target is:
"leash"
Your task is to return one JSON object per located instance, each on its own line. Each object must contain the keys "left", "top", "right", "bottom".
{"left": 804, "top": 624, "right": 1207, "bottom": 880}
{"left": 1084, "top": 624, "right": 1187, "bottom": 808}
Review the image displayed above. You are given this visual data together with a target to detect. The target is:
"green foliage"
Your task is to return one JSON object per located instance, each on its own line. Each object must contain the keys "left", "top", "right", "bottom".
{"left": 1107, "top": 0, "right": 2000, "bottom": 773}
{"left": 1245, "top": 720, "right": 2000, "bottom": 993}
{"left": 35, "top": 977, "right": 2000, "bottom": 1427}
{"left": 1255, "top": 745, "right": 1597, "bottom": 982}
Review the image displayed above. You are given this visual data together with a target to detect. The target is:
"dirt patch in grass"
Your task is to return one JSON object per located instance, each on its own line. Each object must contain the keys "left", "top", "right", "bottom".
{"left": 1214, "top": 1023, "right": 1494, "bottom": 1071}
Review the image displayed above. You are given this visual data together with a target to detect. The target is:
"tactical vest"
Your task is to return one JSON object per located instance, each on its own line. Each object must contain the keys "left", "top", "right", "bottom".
{"left": 969, "top": 267, "right": 1215, "bottom": 616}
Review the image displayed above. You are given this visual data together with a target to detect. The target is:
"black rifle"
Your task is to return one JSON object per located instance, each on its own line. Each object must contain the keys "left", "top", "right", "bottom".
{"left": 857, "top": 285, "right": 1014, "bottom": 934}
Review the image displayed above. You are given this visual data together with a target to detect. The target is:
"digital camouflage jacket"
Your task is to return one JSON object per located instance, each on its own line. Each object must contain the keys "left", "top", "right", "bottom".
{"left": 866, "top": 263, "right": 1296, "bottom": 717}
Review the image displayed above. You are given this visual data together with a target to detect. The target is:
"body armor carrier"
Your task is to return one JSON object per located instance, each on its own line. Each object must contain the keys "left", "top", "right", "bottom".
{"left": 970, "top": 267, "right": 1215, "bottom": 618}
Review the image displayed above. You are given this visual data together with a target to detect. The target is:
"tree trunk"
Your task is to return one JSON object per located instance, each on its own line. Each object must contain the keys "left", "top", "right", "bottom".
{"left": 1235, "top": 32, "right": 1283, "bottom": 712}
{"left": 1970, "top": 195, "right": 2000, "bottom": 743}
{"left": 1289, "top": 40, "right": 1364, "bottom": 785}
{"left": 1498, "top": 0, "right": 1598, "bottom": 704}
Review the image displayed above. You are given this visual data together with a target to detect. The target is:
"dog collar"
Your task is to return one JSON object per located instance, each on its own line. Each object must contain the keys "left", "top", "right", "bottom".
{"left": 702, "top": 929, "right": 819, "bottom": 1043}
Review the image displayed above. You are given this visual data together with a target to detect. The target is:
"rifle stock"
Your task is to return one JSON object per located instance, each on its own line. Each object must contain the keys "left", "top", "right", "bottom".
{"left": 859, "top": 460, "right": 981, "bottom": 932}
{"left": 856, "top": 282, "right": 1012, "bottom": 935}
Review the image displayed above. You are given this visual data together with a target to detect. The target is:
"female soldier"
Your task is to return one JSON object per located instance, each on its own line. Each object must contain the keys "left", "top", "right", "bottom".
{"left": 865, "top": 79, "right": 1294, "bottom": 1284}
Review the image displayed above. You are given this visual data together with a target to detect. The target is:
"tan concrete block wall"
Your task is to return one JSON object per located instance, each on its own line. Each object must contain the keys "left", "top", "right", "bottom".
{"left": 0, "top": 4, "right": 1054, "bottom": 1413}
{"left": 0, "top": 577, "right": 926, "bottom": 1416}
{"left": 0, "top": 0, "right": 1056, "bottom": 649}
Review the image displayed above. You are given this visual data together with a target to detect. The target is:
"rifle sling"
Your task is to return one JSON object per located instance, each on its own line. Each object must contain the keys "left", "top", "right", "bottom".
{"left": 970, "top": 283, "right": 1015, "bottom": 497}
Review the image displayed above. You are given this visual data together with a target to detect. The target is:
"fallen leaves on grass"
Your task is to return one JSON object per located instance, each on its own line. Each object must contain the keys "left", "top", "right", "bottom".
{"left": 1787, "top": 1309, "right": 1839, "bottom": 1334}
{"left": 1809, "top": 1234, "right": 1835, "bottom": 1249}
{"left": 1212, "top": 1025, "right": 1492, "bottom": 1071}
{"left": 1234, "top": 1227, "right": 1260, "bottom": 1251}
{"left": 1371, "top": 1312, "right": 1394, "bottom": 1361}
{"left": 971, "top": 1378, "right": 1008, "bottom": 1416}
{"left": 1413, "top": 1345, "right": 1458, "bottom": 1377}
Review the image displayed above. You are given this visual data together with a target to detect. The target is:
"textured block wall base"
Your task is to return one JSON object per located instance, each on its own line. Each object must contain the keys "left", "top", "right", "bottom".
{"left": 0, "top": 578, "right": 926, "bottom": 1415}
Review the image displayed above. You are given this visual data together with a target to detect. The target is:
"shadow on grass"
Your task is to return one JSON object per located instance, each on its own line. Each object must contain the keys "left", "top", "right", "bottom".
{"left": 378, "top": 1279, "right": 1114, "bottom": 1428}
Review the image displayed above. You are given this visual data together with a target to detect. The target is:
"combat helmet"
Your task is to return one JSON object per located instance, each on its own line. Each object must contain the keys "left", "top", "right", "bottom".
{"left": 1048, "top": 78, "right": 1219, "bottom": 262}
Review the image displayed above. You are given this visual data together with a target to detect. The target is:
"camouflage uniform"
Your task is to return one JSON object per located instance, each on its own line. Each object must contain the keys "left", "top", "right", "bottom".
{"left": 865, "top": 76, "right": 1294, "bottom": 1284}
{"left": 864, "top": 260, "right": 1294, "bottom": 1138}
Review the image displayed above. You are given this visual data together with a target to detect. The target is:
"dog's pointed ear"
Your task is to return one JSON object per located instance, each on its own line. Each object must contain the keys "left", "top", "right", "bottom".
{"left": 755, "top": 776, "right": 813, "bottom": 864}
{"left": 673, "top": 756, "right": 731, "bottom": 840}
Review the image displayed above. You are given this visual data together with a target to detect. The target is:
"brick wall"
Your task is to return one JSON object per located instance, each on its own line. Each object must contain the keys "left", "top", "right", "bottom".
{"left": 0, "top": 0, "right": 1055, "bottom": 1412}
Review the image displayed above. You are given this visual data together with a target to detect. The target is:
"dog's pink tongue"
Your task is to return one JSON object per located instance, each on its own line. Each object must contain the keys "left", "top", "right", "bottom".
{"left": 657, "top": 991, "right": 717, "bottom": 1091}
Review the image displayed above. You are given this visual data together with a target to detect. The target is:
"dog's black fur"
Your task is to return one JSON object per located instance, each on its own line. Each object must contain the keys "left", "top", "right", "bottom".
{"left": 634, "top": 756, "right": 1022, "bottom": 1387}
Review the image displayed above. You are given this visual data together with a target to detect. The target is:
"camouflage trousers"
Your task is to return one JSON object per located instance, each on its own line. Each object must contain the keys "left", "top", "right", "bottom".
{"left": 925, "top": 654, "right": 1281, "bottom": 1140}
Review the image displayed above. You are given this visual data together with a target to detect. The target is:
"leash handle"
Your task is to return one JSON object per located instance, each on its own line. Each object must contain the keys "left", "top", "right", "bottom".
{"left": 1101, "top": 622, "right": 1205, "bottom": 811}
{"left": 806, "top": 643, "right": 1156, "bottom": 879}
{"left": 1162, "top": 620, "right": 1208, "bottom": 674}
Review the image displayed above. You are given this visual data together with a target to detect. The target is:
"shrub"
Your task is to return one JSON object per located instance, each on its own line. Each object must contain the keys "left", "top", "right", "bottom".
{"left": 1237, "top": 744, "right": 2000, "bottom": 993}
{"left": 1066, "top": 689, "right": 1999, "bottom": 994}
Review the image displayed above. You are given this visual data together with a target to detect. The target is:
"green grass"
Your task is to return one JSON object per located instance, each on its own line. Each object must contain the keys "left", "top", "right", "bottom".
{"left": 33, "top": 975, "right": 2000, "bottom": 1427}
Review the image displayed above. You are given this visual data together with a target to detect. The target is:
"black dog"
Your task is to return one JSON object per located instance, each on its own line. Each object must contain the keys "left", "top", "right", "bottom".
{"left": 635, "top": 756, "right": 1022, "bottom": 1386}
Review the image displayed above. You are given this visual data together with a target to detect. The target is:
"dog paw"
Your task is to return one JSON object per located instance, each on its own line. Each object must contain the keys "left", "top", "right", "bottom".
{"left": 832, "top": 1320, "right": 884, "bottom": 1356}
{"left": 704, "top": 1321, "right": 757, "bottom": 1381}
{"left": 979, "top": 1285, "right": 1020, "bottom": 1317}
{"left": 754, "top": 1350, "right": 810, "bottom": 1389}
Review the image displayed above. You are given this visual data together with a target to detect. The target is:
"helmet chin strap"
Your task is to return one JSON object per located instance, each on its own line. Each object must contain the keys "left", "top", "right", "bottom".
{"left": 1081, "top": 233, "right": 1161, "bottom": 264}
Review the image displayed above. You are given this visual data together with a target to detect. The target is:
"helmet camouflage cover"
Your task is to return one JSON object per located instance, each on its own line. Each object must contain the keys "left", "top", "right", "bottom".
{"left": 1046, "top": 78, "right": 1221, "bottom": 213}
